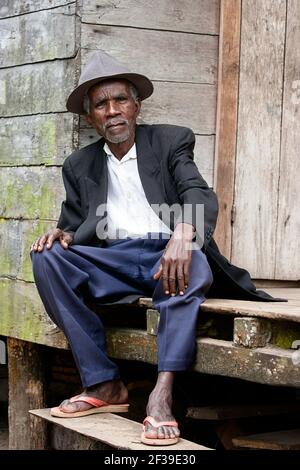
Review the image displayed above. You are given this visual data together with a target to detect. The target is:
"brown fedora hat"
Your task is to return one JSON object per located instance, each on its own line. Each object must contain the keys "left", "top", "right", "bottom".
{"left": 66, "top": 50, "right": 154, "bottom": 114}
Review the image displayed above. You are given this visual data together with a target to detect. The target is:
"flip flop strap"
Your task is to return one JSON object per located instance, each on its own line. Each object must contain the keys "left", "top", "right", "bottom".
{"left": 69, "top": 395, "right": 108, "bottom": 407}
{"left": 143, "top": 416, "right": 178, "bottom": 430}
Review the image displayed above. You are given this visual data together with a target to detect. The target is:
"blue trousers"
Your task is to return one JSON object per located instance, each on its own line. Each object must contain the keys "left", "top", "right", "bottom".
{"left": 31, "top": 237, "right": 213, "bottom": 388}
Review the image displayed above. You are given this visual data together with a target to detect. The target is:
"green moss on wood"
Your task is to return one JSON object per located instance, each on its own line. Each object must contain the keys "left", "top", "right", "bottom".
{"left": 0, "top": 167, "right": 63, "bottom": 219}
{"left": 0, "top": 219, "right": 54, "bottom": 282}
{"left": 36, "top": 118, "right": 57, "bottom": 164}
{"left": 271, "top": 322, "right": 300, "bottom": 349}
{"left": 0, "top": 279, "right": 67, "bottom": 348}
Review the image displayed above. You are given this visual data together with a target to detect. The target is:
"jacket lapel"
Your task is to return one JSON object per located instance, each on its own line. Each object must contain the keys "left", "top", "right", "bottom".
{"left": 74, "top": 140, "right": 108, "bottom": 245}
{"left": 135, "top": 126, "right": 166, "bottom": 205}
{"left": 85, "top": 139, "right": 108, "bottom": 213}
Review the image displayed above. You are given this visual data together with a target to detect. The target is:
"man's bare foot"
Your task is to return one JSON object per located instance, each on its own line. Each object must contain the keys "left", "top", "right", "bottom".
{"left": 59, "top": 379, "right": 128, "bottom": 413}
{"left": 144, "top": 372, "right": 180, "bottom": 440}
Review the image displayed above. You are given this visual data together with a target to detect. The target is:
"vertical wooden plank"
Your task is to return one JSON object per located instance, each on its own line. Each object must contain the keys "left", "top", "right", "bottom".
{"left": 213, "top": 0, "right": 241, "bottom": 257}
{"left": 232, "top": 0, "right": 286, "bottom": 278}
{"left": 7, "top": 338, "right": 47, "bottom": 449}
{"left": 275, "top": 0, "right": 300, "bottom": 280}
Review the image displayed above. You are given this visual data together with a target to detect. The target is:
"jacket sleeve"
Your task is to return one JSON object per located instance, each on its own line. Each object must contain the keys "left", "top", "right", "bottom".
{"left": 56, "top": 158, "right": 84, "bottom": 236}
{"left": 168, "top": 127, "right": 219, "bottom": 248}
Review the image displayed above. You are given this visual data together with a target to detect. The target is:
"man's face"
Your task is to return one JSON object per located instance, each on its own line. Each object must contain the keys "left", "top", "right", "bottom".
{"left": 85, "top": 80, "right": 141, "bottom": 144}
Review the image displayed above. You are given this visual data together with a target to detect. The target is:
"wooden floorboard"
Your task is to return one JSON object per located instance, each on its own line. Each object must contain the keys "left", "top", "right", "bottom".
{"left": 30, "top": 409, "right": 211, "bottom": 451}
{"left": 141, "top": 288, "right": 300, "bottom": 323}
{"left": 187, "top": 402, "right": 300, "bottom": 420}
{"left": 233, "top": 429, "right": 300, "bottom": 450}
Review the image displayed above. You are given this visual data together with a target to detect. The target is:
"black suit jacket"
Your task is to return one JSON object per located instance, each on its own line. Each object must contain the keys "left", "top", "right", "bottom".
{"left": 57, "top": 124, "right": 281, "bottom": 302}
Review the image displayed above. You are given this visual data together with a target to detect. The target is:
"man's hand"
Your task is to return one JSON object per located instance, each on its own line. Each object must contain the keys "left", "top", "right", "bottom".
{"left": 30, "top": 228, "right": 73, "bottom": 252}
{"left": 153, "top": 223, "right": 194, "bottom": 296}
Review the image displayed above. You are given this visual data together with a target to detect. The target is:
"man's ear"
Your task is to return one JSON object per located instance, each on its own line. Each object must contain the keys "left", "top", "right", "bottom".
{"left": 84, "top": 113, "right": 92, "bottom": 126}
{"left": 135, "top": 98, "right": 142, "bottom": 116}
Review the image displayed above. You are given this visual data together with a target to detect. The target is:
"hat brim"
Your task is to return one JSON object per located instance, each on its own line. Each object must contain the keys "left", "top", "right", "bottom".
{"left": 66, "top": 73, "right": 153, "bottom": 114}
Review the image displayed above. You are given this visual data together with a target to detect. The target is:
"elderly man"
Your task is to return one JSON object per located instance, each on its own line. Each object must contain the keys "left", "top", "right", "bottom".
{"left": 31, "top": 51, "right": 276, "bottom": 446}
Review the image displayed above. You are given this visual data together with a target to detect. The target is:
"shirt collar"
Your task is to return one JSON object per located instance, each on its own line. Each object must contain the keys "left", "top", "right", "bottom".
{"left": 104, "top": 142, "right": 137, "bottom": 164}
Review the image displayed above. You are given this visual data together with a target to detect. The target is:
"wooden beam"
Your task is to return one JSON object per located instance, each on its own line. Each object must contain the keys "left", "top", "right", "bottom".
{"left": 82, "top": 25, "right": 218, "bottom": 85}
{"left": 0, "top": 59, "right": 76, "bottom": 117}
{"left": 146, "top": 309, "right": 160, "bottom": 336}
{"left": 187, "top": 402, "right": 300, "bottom": 420}
{"left": 233, "top": 429, "right": 300, "bottom": 450}
{"left": 7, "top": 338, "right": 47, "bottom": 449}
{"left": 233, "top": 317, "right": 272, "bottom": 348}
{"left": 213, "top": 0, "right": 241, "bottom": 257}
{"left": 0, "top": 114, "right": 74, "bottom": 166}
{"left": 195, "top": 338, "right": 300, "bottom": 387}
{"left": 0, "top": 167, "right": 64, "bottom": 220}
{"left": 81, "top": 0, "right": 220, "bottom": 35}
{"left": 0, "top": 0, "right": 75, "bottom": 18}
{"left": 0, "top": 4, "right": 76, "bottom": 67}
{"left": 30, "top": 408, "right": 210, "bottom": 450}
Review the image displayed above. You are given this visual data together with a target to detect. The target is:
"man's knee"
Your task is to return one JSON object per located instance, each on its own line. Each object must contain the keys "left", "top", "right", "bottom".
{"left": 30, "top": 241, "right": 65, "bottom": 274}
{"left": 192, "top": 249, "right": 213, "bottom": 291}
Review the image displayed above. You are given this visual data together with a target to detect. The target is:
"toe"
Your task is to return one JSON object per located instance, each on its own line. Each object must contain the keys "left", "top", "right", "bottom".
{"left": 162, "top": 426, "right": 171, "bottom": 438}
{"left": 157, "top": 426, "right": 165, "bottom": 439}
{"left": 59, "top": 400, "right": 78, "bottom": 412}
{"left": 144, "top": 422, "right": 158, "bottom": 439}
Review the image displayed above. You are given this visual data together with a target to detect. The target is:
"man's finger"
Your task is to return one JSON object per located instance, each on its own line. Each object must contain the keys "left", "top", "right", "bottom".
{"left": 47, "top": 230, "right": 61, "bottom": 249}
{"left": 177, "top": 262, "right": 185, "bottom": 295}
{"left": 169, "top": 262, "right": 177, "bottom": 296}
{"left": 153, "top": 264, "right": 162, "bottom": 280}
{"left": 60, "top": 233, "right": 72, "bottom": 249}
{"left": 31, "top": 239, "right": 39, "bottom": 252}
{"left": 183, "top": 259, "right": 190, "bottom": 288}
{"left": 37, "top": 235, "right": 47, "bottom": 252}
{"left": 162, "top": 258, "right": 170, "bottom": 294}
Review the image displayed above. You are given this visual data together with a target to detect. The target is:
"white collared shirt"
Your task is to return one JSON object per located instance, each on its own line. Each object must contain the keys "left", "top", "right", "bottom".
{"left": 104, "top": 142, "right": 171, "bottom": 239}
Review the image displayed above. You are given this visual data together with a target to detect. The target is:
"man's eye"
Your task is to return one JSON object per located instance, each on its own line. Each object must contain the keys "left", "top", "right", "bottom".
{"left": 117, "top": 97, "right": 127, "bottom": 102}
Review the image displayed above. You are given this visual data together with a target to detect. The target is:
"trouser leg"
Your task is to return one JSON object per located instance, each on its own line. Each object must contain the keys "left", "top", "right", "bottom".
{"left": 31, "top": 242, "right": 144, "bottom": 387}
{"left": 152, "top": 248, "right": 213, "bottom": 371}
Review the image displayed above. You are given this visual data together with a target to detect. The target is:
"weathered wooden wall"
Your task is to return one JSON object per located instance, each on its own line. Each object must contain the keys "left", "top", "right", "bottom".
{"left": 0, "top": 1, "right": 79, "bottom": 334}
{"left": 230, "top": 0, "right": 300, "bottom": 280}
{"left": 0, "top": 0, "right": 220, "bottom": 340}
{"left": 79, "top": 0, "right": 220, "bottom": 186}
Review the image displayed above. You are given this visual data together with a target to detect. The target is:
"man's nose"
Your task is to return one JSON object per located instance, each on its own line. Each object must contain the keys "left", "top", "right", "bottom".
{"left": 106, "top": 101, "right": 120, "bottom": 116}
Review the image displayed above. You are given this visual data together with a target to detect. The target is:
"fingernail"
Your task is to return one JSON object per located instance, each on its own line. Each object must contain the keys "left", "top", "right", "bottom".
{"left": 180, "top": 291, "right": 184, "bottom": 295}
{"left": 165, "top": 290, "right": 169, "bottom": 295}
{"left": 171, "top": 293, "right": 175, "bottom": 297}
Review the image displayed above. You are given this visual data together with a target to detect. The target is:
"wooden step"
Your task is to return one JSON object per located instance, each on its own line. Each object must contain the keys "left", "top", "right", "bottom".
{"left": 187, "top": 402, "right": 300, "bottom": 420}
{"left": 30, "top": 408, "right": 211, "bottom": 451}
{"left": 232, "top": 429, "right": 300, "bottom": 450}
{"left": 141, "top": 288, "right": 300, "bottom": 324}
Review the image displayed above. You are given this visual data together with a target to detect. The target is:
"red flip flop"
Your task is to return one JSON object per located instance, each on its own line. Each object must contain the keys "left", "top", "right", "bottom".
{"left": 50, "top": 395, "right": 129, "bottom": 418}
{"left": 141, "top": 416, "right": 179, "bottom": 446}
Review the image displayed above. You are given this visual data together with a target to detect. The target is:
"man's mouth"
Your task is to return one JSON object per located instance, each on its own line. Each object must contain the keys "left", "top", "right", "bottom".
{"left": 106, "top": 121, "right": 127, "bottom": 130}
